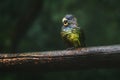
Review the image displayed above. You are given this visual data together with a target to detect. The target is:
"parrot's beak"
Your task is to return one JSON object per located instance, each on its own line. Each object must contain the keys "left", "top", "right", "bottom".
{"left": 62, "top": 18, "right": 68, "bottom": 26}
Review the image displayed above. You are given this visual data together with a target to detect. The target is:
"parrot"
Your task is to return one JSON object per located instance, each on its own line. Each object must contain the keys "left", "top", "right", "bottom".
{"left": 61, "top": 14, "right": 85, "bottom": 49}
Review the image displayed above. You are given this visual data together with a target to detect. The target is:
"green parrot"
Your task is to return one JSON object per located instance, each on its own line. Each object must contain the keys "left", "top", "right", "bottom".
{"left": 61, "top": 14, "right": 85, "bottom": 49}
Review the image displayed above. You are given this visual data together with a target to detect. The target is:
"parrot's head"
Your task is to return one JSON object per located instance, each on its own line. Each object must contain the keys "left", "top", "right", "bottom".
{"left": 62, "top": 14, "right": 77, "bottom": 27}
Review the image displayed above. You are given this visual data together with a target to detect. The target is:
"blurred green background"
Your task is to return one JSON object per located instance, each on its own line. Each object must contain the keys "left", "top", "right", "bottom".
{"left": 0, "top": 0, "right": 120, "bottom": 80}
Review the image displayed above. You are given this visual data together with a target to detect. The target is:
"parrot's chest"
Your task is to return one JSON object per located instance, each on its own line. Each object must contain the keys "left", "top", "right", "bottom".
{"left": 61, "top": 27, "right": 73, "bottom": 40}
{"left": 62, "top": 27, "right": 72, "bottom": 33}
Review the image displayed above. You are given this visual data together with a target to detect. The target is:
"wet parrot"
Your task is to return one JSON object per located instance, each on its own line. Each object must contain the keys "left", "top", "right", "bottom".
{"left": 61, "top": 14, "right": 85, "bottom": 49}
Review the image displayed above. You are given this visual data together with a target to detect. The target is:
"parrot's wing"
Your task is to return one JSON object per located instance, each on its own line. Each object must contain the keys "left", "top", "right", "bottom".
{"left": 80, "top": 28, "right": 86, "bottom": 47}
{"left": 72, "top": 27, "right": 86, "bottom": 47}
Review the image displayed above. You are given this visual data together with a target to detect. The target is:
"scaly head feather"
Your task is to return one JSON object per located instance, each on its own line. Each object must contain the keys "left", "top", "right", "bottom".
{"left": 62, "top": 14, "right": 78, "bottom": 27}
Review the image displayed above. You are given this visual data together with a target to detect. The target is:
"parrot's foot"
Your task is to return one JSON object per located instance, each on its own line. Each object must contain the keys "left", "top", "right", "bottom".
{"left": 66, "top": 47, "right": 75, "bottom": 50}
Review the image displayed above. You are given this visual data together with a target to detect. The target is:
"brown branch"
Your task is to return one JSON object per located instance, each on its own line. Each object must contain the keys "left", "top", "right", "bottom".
{"left": 0, "top": 45, "right": 120, "bottom": 72}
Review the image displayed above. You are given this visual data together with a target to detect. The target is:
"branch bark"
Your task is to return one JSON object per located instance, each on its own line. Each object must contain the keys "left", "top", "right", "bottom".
{"left": 0, "top": 45, "right": 120, "bottom": 72}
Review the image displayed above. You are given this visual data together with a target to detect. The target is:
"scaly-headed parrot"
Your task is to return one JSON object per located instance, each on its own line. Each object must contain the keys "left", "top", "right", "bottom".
{"left": 61, "top": 14, "right": 85, "bottom": 49}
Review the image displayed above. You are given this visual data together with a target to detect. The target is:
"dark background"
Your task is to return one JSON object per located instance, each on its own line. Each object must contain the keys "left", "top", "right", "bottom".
{"left": 0, "top": 0, "right": 120, "bottom": 80}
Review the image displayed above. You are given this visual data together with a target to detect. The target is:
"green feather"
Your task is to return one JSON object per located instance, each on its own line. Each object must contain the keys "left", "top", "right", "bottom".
{"left": 61, "top": 26, "right": 85, "bottom": 48}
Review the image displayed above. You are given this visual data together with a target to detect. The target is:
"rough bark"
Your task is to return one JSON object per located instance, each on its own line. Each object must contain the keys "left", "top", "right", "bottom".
{"left": 0, "top": 45, "right": 120, "bottom": 72}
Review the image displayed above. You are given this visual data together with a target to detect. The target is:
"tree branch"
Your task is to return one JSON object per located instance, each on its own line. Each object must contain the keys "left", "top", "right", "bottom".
{"left": 0, "top": 45, "right": 120, "bottom": 72}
